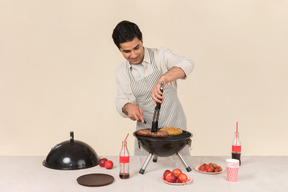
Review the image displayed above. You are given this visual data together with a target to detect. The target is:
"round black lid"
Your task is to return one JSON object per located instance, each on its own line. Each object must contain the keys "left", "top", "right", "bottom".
{"left": 43, "top": 132, "right": 99, "bottom": 170}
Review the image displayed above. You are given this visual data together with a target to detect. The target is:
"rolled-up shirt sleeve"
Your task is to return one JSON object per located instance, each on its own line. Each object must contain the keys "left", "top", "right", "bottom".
{"left": 115, "top": 64, "right": 136, "bottom": 117}
{"left": 155, "top": 48, "right": 194, "bottom": 79}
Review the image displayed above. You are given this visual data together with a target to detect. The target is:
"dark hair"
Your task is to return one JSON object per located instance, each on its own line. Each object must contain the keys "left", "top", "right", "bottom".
{"left": 112, "top": 20, "right": 142, "bottom": 49}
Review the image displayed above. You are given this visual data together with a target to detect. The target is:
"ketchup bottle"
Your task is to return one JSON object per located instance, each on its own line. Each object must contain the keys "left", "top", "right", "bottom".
{"left": 119, "top": 140, "right": 130, "bottom": 179}
{"left": 232, "top": 122, "right": 241, "bottom": 165}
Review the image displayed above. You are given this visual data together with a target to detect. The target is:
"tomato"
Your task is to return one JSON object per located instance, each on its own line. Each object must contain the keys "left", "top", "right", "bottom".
{"left": 172, "top": 168, "right": 182, "bottom": 177}
{"left": 177, "top": 173, "right": 188, "bottom": 183}
{"left": 165, "top": 172, "right": 177, "bottom": 183}
{"left": 104, "top": 160, "right": 113, "bottom": 169}
{"left": 163, "top": 170, "right": 171, "bottom": 179}
{"left": 99, "top": 158, "right": 108, "bottom": 167}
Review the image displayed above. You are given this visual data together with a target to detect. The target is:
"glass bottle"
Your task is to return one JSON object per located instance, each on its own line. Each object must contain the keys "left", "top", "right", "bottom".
{"left": 232, "top": 132, "right": 241, "bottom": 166}
{"left": 119, "top": 141, "right": 130, "bottom": 179}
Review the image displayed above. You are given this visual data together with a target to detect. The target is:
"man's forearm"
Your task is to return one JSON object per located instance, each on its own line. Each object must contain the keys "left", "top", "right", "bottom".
{"left": 158, "top": 66, "right": 186, "bottom": 84}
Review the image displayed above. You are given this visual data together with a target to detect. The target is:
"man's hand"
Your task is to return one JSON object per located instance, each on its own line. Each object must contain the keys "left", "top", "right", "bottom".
{"left": 122, "top": 103, "right": 145, "bottom": 123}
{"left": 151, "top": 79, "right": 165, "bottom": 107}
{"left": 152, "top": 66, "right": 186, "bottom": 106}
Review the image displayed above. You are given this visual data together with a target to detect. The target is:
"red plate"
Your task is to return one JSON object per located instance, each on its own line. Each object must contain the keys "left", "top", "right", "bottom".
{"left": 161, "top": 176, "right": 192, "bottom": 185}
{"left": 194, "top": 165, "right": 225, "bottom": 175}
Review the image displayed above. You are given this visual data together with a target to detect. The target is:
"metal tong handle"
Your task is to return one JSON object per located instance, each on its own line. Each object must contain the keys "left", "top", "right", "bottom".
{"left": 151, "top": 82, "right": 164, "bottom": 132}
{"left": 155, "top": 82, "right": 164, "bottom": 110}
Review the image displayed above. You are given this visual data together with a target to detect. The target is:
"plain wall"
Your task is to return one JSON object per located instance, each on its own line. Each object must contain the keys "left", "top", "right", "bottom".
{"left": 1, "top": 0, "right": 287, "bottom": 156}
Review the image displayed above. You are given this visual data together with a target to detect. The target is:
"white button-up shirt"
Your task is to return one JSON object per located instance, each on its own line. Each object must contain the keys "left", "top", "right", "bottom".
{"left": 115, "top": 47, "right": 194, "bottom": 117}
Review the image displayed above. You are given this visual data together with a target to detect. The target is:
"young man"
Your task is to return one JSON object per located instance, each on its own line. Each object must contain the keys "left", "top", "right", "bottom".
{"left": 112, "top": 20, "right": 194, "bottom": 155}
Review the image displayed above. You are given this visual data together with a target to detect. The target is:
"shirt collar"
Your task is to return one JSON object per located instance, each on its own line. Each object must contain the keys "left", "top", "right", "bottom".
{"left": 143, "top": 47, "right": 151, "bottom": 64}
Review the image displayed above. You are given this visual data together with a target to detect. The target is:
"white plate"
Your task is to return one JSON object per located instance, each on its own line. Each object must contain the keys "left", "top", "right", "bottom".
{"left": 194, "top": 164, "right": 225, "bottom": 175}
{"left": 161, "top": 175, "right": 192, "bottom": 185}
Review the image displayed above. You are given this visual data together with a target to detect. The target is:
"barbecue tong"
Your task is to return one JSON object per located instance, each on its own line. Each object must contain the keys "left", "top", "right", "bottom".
{"left": 151, "top": 82, "right": 164, "bottom": 132}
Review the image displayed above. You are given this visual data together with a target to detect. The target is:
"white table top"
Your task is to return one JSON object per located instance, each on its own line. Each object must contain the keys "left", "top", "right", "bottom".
{"left": 0, "top": 156, "right": 287, "bottom": 192}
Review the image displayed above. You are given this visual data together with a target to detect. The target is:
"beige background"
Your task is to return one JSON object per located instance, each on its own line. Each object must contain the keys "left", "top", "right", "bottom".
{"left": 1, "top": 0, "right": 287, "bottom": 156}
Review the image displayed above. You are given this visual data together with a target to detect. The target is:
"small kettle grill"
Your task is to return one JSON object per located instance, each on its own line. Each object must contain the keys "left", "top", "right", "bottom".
{"left": 134, "top": 82, "right": 192, "bottom": 174}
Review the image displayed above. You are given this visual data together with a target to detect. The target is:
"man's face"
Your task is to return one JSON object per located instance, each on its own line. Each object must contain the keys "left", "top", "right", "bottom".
{"left": 119, "top": 37, "right": 144, "bottom": 65}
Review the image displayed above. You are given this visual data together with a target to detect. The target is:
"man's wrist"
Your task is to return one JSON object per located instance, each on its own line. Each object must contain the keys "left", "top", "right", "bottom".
{"left": 122, "top": 103, "right": 130, "bottom": 115}
{"left": 159, "top": 75, "right": 168, "bottom": 85}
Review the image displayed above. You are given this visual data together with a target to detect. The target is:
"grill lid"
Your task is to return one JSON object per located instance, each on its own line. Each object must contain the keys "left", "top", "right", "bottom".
{"left": 43, "top": 132, "right": 99, "bottom": 170}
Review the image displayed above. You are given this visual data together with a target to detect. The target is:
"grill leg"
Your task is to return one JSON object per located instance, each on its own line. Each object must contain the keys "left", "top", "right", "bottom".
{"left": 176, "top": 152, "right": 192, "bottom": 172}
{"left": 153, "top": 155, "right": 158, "bottom": 162}
{"left": 139, "top": 153, "right": 153, "bottom": 174}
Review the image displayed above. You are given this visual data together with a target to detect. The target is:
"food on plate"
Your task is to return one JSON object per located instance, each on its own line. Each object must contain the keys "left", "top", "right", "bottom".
{"left": 198, "top": 163, "right": 223, "bottom": 173}
{"left": 172, "top": 168, "right": 182, "bottom": 177}
{"left": 104, "top": 160, "right": 114, "bottom": 169}
{"left": 163, "top": 169, "right": 189, "bottom": 183}
{"left": 163, "top": 170, "right": 172, "bottom": 179}
{"left": 165, "top": 172, "right": 177, "bottom": 183}
{"left": 99, "top": 158, "right": 108, "bottom": 167}
{"left": 177, "top": 173, "right": 188, "bottom": 183}
{"left": 160, "top": 127, "right": 183, "bottom": 136}
{"left": 136, "top": 129, "right": 169, "bottom": 138}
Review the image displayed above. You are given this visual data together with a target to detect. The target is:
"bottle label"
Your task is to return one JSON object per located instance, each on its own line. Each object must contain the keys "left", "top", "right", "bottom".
{"left": 120, "top": 156, "right": 129, "bottom": 163}
{"left": 232, "top": 145, "right": 241, "bottom": 152}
